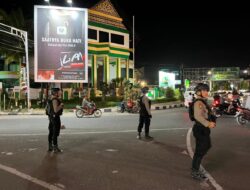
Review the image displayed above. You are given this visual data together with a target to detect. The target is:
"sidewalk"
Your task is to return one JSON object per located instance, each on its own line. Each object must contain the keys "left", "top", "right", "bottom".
{"left": 0, "top": 101, "right": 184, "bottom": 115}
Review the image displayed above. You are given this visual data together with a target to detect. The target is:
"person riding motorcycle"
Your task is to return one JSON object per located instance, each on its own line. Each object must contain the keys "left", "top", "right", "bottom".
{"left": 227, "top": 89, "right": 240, "bottom": 113}
{"left": 82, "top": 95, "right": 94, "bottom": 114}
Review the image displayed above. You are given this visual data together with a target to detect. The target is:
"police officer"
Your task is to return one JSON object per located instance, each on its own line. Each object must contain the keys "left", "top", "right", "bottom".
{"left": 48, "top": 88, "right": 64, "bottom": 152}
{"left": 137, "top": 87, "right": 153, "bottom": 139}
{"left": 192, "top": 83, "right": 216, "bottom": 180}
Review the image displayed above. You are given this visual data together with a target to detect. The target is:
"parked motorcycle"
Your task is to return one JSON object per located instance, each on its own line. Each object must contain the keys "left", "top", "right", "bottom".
{"left": 75, "top": 103, "right": 102, "bottom": 118}
{"left": 235, "top": 107, "right": 250, "bottom": 126}
{"left": 117, "top": 100, "right": 139, "bottom": 113}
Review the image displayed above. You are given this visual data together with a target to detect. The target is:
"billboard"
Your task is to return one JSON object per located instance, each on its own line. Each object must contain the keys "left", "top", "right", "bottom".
{"left": 159, "top": 71, "right": 175, "bottom": 89}
{"left": 34, "top": 6, "right": 88, "bottom": 83}
{"left": 211, "top": 67, "right": 240, "bottom": 81}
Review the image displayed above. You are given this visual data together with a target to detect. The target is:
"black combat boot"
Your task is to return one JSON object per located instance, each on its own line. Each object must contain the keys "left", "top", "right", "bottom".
{"left": 136, "top": 132, "right": 141, "bottom": 139}
{"left": 191, "top": 169, "right": 206, "bottom": 180}
{"left": 145, "top": 134, "right": 153, "bottom": 139}
{"left": 53, "top": 145, "right": 62, "bottom": 153}
{"left": 48, "top": 143, "right": 53, "bottom": 152}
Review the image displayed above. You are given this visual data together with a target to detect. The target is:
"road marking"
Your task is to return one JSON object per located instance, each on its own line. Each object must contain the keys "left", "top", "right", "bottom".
{"left": 0, "top": 128, "right": 188, "bottom": 137}
{"left": 186, "top": 127, "right": 223, "bottom": 190}
{"left": 0, "top": 163, "right": 63, "bottom": 190}
{"left": 105, "top": 149, "right": 118, "bottom": 152}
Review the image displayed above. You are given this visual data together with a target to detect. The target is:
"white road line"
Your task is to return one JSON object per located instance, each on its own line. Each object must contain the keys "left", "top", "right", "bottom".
{"left": 0, "top": 163, "right": 63, "bottom": 190}
{"left": 0, "top": 128, "right": 188, "bottom": 137}
{"left": 186, "top": 127, "right": 223, "bottom": 190}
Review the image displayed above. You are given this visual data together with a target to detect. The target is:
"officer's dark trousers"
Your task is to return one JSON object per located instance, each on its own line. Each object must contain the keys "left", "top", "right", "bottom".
{"left": 192, "top": 124, "right": 211, "bottom": 171}
{"left": 137, "top": 115, "right": 151, "bottom": 135}
{"left": 48, "top": 116, "right": 61, "bottom": 146}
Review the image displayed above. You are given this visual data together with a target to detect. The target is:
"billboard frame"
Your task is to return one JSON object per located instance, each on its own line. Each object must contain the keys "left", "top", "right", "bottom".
{"left": 34, "top": 5, "right": 88, "bottom": 83}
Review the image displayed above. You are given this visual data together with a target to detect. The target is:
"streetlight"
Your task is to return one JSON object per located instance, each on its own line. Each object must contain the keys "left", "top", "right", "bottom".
{"left": 230, "top": 84, "right": 234, "bottom": 90}
{"left": 207, "top": 71, "right": 212, "bottom": 91}
{"left": 140, "top": 80, "right": 147, "bottom": 87}
{"left": 243, "top": 70, "right": 248, "bottom": 74}
{"left": 67, "top": 0, "right": 73, "bottom": 4}
{"left": 44, "top": 0, "right": 49, "bottom": 2}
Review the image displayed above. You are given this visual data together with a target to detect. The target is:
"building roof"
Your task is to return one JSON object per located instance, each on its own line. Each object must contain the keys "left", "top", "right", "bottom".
{"left": 89, "top": 0, "right": 127, "bottom": 31}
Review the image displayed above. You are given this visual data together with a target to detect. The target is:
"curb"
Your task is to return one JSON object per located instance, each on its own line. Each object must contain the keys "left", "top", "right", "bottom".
{"left": 152, "top": 103, "right": 184, "bottom": 110}
{"left": 0, "top": 103, "right": 184, "bottom": 115}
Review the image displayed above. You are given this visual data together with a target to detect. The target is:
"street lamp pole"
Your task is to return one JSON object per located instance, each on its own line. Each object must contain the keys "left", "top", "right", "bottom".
{"left": 24, "top": 31, "right": 31, "bottom": 109}
{"left": 133, "top": 15, "right": 135, "bottom": 84}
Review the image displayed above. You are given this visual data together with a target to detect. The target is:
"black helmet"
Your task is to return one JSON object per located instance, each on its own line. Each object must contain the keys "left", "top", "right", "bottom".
{"left": 51, "top": 88, "right": 61, "bottom": 95}
{"left": 194, "top": 83, "right": 209, "bottom": 92}
{"left": 141, "top": 86, "right": 149, "bottom": 94}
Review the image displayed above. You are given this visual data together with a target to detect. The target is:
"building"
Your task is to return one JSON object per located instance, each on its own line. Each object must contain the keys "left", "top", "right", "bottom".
{"left": 183, "top": 67, "right": 211, "bottom": 82}
{"left": 87, "top": 0, "right": 134, "bottom": 91}
{"left": 183, "top": 67, "right": 250, "bottom": 91}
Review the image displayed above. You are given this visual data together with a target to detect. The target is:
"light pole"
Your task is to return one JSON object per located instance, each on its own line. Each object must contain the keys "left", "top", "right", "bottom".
{"left": 207, "top": 70, "right": 212, "bottom": 91}
{"left": 133, "top": 15, "right": 135, "bottom": 84}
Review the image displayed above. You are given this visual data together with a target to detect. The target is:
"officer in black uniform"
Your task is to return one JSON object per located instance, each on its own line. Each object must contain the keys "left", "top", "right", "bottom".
{"left": 192, "top": 83, "right": 216, "bottom": 180}
{"left": 137, "top": 87, "right": 153, "bottom": 139}
{"left": 48, "top": 88, "right": 64, "bottom": 153}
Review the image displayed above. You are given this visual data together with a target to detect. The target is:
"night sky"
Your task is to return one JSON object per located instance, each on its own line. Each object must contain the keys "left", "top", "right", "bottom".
{"left": 1, "top": 1, "right": 250, "bottom": 73}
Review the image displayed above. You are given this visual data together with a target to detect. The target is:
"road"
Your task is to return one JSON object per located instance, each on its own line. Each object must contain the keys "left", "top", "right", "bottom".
{"left": 0, "top": 109, "right": 250, "bottom": 190}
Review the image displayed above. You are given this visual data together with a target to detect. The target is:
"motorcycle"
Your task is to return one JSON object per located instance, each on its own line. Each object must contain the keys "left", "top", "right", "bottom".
{"left": 75, "top": 103, "right": 102, "bottom": 118}
{"left": 117, "top": 100, "right": 139, "bottom": 113}
{"left": 211, "top": 98, "right": 240, "bottom": 117}
{"left": 235, "top": 107, "right": 250, "bottom": 126}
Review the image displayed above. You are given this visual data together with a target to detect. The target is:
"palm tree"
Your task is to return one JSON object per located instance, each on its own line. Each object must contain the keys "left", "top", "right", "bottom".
{"left": 0, "top": 8, "right": 26, "bottom": 29}
{"left": 0, "top": 7, "right": 28, "bottom": 60}
{"left": 0, "top": 9, "right": 9, "bottom": 24}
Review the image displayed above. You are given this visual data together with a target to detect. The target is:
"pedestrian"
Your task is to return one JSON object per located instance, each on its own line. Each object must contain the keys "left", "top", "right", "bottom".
{"left": 187, "top": 92, "right": 194, "bottom": 107}
{"left": 137, "top": 86, "right": 153, "bottom": 139}
{"left": 191, "top": 83, "right": 216, "bottom": 180}
{"left": 48, "top": 88, "right": 64, "bottom": 153}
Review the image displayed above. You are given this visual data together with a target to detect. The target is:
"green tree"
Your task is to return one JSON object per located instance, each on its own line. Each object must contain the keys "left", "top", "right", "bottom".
{"left": 90, "top": 88, "right": 96, "bottom": 100}
{"left": 0, "top": 8, "right": 27, "bottom": 58}
{"left": 174, "top": 88, "right": 184, "bottom": 101}
{"left": 240, "top": 81, "right": 249, "bottom": 90}
{"left": 166, "top": 87, "right": 175, "bottom": 99}
{"left": 100, "top": 82, "right": 109, "bottom": 102}
{"left": 0, "top": 8, "right": 26, "bottom": 29}
{"left": 223, "top": 82, "right": 231, "bottom": 90}
{"left": 212, "top": 83, "right": 219, "bottom": 91}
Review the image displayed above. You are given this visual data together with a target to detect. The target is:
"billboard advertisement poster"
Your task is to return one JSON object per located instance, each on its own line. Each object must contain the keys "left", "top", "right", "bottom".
{"left": 34, "top": 6, "right": 88, "bottom": 83}
{"left": 159, "top": 71, "right": 175, "bottom": 89}
{"left": 211, "top": 67, "right": 240, "bottom": 81}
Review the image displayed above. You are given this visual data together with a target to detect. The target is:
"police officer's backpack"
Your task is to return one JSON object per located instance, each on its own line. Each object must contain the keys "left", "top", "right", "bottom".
{"left": 188, "top": 99, "right": 207, "bottom": 121}
{"left": 45, "top": 99, "right": 54, "bottom": 117}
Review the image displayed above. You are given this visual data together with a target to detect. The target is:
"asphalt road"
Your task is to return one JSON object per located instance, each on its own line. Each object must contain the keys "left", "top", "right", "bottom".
{"left": 0, "top": 109, "right": 250, "bottom": 190}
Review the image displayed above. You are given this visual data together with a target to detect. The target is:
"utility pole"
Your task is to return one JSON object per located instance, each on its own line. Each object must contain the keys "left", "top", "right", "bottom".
{"left": 133, "top": 15, "right": 135, "bottom": 84}
{"left": 180, "top": 63, "right": 184, "bottom": 91}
